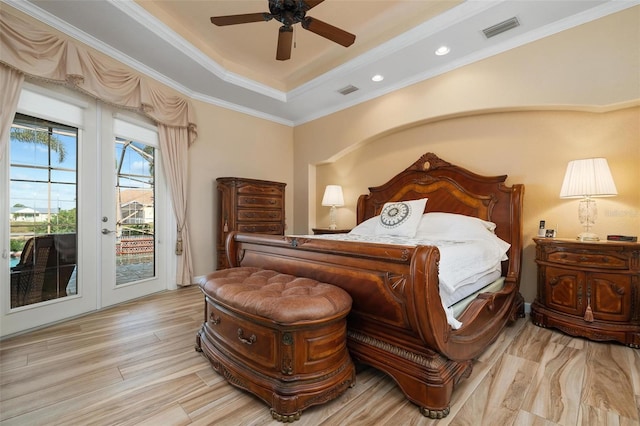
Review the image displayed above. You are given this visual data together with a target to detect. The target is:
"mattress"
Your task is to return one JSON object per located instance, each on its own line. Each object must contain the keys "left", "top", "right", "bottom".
{"left": 450, "top": 276, "right": 506, "bottom": 318}
{"left": 303, "top": 232, "right": 509, "bottom": 330}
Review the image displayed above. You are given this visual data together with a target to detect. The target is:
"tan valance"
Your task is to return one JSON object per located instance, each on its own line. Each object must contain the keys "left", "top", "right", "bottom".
{"left": 1, "top": 8, "right": 196, "bottom": 286}
{"left": 0, "top": 8, "right": 197, "bottom": 144}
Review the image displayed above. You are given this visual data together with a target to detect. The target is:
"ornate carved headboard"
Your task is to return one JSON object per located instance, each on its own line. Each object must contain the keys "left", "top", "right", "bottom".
{"left": 356, "top": 152, "right": 524, "bottom": 279}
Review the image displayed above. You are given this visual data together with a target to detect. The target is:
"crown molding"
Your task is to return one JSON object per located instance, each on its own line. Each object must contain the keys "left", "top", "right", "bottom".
{"left": 4, "top": 0, "right": 638, "bottom": 127}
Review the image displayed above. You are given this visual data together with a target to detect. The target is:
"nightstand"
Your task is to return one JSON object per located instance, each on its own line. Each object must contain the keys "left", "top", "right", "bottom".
{"left": 530, "top": 237, "right": 640, "bottom": 347}
{"left": 312, "top": 228, "right": 352, "bottom": 235}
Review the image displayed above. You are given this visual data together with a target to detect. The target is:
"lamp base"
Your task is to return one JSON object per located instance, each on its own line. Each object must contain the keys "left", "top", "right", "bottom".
{"left": 328, "top": 205, "right": 337, "bottom": 230}
{"left": 577, "top": 232, "right": 600, "bottom": 242}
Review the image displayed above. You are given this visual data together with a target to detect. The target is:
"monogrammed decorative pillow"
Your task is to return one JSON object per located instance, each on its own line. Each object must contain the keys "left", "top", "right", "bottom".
{"left": 374, "top": 198, "right": 427, "bottom": 237}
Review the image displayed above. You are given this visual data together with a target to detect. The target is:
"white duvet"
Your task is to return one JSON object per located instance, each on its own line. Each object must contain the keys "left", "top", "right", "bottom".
{"left": 301, "top": 212, "right": 512, "bottom": 329}
{"left": 307, "top": 233, "right": 505, "bottom": 293}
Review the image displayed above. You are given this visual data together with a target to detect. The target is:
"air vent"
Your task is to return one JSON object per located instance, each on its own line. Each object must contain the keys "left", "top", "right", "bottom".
{"left": 482, "top": 16, "right": 520, "bottom": 39}
{"left": 337, "top": 85, "right": 359, "bottom": 95}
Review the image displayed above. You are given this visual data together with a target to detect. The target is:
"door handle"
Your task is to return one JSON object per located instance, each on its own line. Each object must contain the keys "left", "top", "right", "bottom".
{"left": 101, "top": 228, "right": 115, "bottom": 235}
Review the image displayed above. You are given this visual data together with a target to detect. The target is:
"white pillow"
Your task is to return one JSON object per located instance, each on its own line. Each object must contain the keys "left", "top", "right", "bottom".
{"left": 416, "top": 212, "right": 511, "bottom": 259}
{"left": 349, "top": 216, "right": 378, "bottom": 236}
{"left": 416, "top": 212, "right": 496, "bottom": 240}
{"left": 374, "top": 198, "right": 428, "bottom": 237}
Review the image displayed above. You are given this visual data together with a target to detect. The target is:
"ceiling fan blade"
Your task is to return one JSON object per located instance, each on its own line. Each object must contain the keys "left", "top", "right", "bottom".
{"left": 302, "top": 17, "right": 355, "bottom": 47}
{"left": 276, "top": 26, "right": 293, "bottom": 61}
{"left": 303, "top": 0, "right": 325, "bottom": 10}
{"left": 210, "top": 13, "right": 270, "bottom": 26}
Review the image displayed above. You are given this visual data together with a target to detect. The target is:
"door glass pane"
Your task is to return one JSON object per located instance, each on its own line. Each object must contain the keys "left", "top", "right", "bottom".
{"left": 9, "top": 114, "right": 78, "bottom": 308}
{"left": 115, "top": 138, "right": 155, "bottom": 285}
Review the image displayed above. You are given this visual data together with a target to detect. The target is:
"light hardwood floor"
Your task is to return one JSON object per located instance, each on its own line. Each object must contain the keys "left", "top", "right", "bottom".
{"left": 1, "top": 286, "right": 638, "bottom": 426}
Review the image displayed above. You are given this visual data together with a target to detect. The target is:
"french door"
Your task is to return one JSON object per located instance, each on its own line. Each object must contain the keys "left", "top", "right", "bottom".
{"left": 1, "top": 83, "right": 172, "bottom": 337}
{"left": 99, "top": 110, "right": 167, "bottom": 307}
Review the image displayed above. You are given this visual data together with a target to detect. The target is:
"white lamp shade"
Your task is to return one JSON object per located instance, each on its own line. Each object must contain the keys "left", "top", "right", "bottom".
{"left": 559, "top": 158, "right": 618, "bottom": 198}
{"left": 321, "top": 185, "right": 344, "bottom": 206}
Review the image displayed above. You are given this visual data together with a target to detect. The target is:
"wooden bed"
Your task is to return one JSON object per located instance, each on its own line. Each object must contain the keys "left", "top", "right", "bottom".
{"left": 224, "top": 152, "right": 525, "bottom": 418}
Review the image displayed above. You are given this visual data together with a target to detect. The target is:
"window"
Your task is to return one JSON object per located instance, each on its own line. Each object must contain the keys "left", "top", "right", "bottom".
{"left": 9, "top": 113, "right": 78, "bottom": 308}
{"left": 114, "top": 137, "right": 155, "bottom": 285}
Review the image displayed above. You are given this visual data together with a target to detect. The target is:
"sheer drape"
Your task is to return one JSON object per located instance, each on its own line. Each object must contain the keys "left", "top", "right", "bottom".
{"left": 158, "top": 125, "right": 193, "bottom": 286}
{"left": 1, "top": 9, "right": 197, "bottom": 285}
{"left": 0, "top": 65, "right": 24, "bottom": 162}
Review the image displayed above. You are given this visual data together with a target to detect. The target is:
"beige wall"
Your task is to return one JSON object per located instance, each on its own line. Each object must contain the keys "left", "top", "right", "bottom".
{"left": 188, "top": 100, "right": 293, "bottom": 276}
{"left": 293, "top": 7, "right": 640, "bottom": 304}
{"left": 293, "top": 6, "right": 640, "bottom": 234}
{"left": 314, "top": 108, "right": 640, "bottom": 303}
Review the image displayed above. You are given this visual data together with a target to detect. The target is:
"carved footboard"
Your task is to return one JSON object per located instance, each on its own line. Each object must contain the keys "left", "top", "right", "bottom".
{"left": 226, "top": 231, "right": 523, "bottom": 417}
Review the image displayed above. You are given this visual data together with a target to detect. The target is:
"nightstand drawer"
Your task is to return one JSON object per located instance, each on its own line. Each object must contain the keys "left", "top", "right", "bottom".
{"left": 547, "top": 251, "right": 627, "bottom": 269}
{"left": 312, "top": 228, "right": 352, "bottom": 235}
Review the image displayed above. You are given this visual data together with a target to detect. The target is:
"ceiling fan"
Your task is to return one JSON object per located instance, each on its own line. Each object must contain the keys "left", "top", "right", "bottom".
{"left": 210, "top": 0, "right": 356, "bottom": 61}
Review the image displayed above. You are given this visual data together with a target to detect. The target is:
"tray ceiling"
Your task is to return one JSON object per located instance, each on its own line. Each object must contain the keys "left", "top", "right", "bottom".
{"left": 8, "top": 0, "right": 636, "bottom": 125}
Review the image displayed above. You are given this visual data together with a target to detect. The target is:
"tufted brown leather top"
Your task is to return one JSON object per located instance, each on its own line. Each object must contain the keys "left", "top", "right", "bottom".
{"left": 199, "top": 267, "right": 352, "bottom": 324}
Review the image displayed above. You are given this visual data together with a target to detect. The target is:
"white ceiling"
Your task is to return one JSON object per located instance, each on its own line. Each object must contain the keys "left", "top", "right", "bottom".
{"left": 6, "top": 0, "right": 637, "bottom": 126}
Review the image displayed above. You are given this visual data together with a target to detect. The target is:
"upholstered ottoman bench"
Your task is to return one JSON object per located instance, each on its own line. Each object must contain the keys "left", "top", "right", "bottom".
{"left": 196, "top": 267, "right": 355, "bottom": 422}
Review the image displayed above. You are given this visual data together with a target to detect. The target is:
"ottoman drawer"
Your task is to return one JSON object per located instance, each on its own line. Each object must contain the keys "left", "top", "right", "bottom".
{"left": 205, "top": 297, "right": 278, "bottom": 372}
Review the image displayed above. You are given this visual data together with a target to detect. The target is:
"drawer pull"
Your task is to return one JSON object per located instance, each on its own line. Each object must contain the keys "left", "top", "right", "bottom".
{"left": 209, "top": 313, "right": 220, "bottom": 325}
{"left": 237, "top": 328, "right": 256, "bottom": 345}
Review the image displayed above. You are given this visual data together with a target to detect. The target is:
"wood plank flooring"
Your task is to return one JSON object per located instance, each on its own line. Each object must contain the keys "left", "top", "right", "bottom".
{"left": 1, "top": 286, "right": 638, "bottom": 425}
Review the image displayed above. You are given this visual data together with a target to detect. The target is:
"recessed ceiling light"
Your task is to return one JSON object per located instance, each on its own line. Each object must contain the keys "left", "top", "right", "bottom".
{"left": 435, "top": 46, "right": 450, "bottom": 56}
{"left": 371, "top": 74, "right": 384, "bottom": 82}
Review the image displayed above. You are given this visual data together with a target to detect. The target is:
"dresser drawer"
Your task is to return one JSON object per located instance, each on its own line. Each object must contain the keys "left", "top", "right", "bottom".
{"left": 205, "top": 298, "right": 278, "bottom": 372}
{"left": 238, "top": 195, "right": 283, "bottom": 209}
{"left": 237, "top": 223, "right": 284, "bottom": 234}
{"left": 237, "top": 184, "right": 284, "bottom": 197}
{"left": 237, "top": 209, "right": 283, "bottom": 222}
{"left": 547, "top": 250, "right": 628, "bottom": 269}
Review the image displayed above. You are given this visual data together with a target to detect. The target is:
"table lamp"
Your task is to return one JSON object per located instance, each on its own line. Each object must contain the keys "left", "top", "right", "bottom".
{"left": 321, "top": 185, "right": 344, "bottom": 230}
{"left": 559, "top": 158, "right": 617, "bottom": 241}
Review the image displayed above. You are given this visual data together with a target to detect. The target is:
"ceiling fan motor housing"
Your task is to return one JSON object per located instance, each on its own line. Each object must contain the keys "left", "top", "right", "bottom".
{"left": 269, "top": 0, "right": 309, "bottom": 27}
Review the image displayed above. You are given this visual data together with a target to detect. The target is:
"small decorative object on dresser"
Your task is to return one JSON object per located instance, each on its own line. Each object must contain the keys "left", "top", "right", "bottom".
{"left": 531, "top": 237, "right": 640, "bottom": 347}
{"left": 216, "top": 177, "right": 285, "bottom": 269}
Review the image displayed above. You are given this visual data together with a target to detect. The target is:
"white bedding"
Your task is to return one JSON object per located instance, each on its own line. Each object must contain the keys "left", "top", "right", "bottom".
{"left": 308, "top": 233, "right": 505, "bottom": 292}
{"left": 301, "top": 212, "right": 512, "bottom": 329}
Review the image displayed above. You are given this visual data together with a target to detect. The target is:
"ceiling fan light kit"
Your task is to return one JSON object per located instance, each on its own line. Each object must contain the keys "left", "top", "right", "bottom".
{"left": 210, "top": 0, "right": 356, "bottom": 61}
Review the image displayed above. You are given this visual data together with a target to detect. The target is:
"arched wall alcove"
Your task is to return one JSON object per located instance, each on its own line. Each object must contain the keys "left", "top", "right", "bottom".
{"left": 293, "top": 6, "right": 639, "bottom": 241}
{"left": 309, "top": 105, "right": 640, "bottom": 304}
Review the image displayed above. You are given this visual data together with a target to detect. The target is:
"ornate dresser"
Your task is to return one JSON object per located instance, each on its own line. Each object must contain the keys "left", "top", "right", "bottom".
{"left": 216, "top": 177, "right": 285, "bottom": 269}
